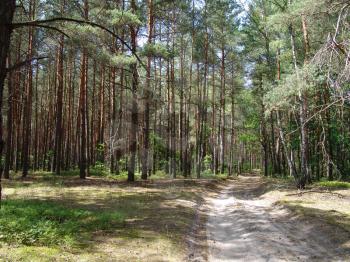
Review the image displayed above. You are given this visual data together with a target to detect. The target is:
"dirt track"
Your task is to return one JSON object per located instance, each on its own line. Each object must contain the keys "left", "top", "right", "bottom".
{"left": 206, "top": 175, "right": 350, "bottom": 262}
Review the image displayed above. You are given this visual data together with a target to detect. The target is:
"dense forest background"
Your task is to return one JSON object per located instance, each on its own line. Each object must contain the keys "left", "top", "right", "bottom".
{"left": 0, "top": 0, "right": 349, "bottom": 194}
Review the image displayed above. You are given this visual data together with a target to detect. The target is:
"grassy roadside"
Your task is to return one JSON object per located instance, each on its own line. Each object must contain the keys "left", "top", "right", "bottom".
{"left": 0, "top": 171, "right": 223, "bottom": 261}
{"left": 260, "top": 176, "right": 350, "bottom": 233}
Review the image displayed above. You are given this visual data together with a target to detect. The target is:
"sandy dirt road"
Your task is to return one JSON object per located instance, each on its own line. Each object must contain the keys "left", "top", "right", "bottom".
{"left": 206, "top": 175, "right": 350, "bottom": 262}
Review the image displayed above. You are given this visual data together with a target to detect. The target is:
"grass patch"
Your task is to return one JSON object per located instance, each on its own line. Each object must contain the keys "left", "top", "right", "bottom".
{"left": 0, "top": 246, "right": 64, "bottom": 262}
{"left": 0, "top": 199, "right": 125, "bottom": 247}
{"left": 1, "top": 171, "right": 219, "bottom": 261}
{"left": 200, "top": 170, "right": 229, "bottom": 180}
{"left": 315, "top": 181, "right": 350, "bottom": 189}
{"left": 278, "top": 200, "right": 350, "bottom": 232}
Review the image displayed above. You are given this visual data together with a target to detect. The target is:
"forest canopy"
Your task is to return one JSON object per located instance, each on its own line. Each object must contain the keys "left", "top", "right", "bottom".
{"left": 0, "top": 0, "right": 349, "bottom": 198}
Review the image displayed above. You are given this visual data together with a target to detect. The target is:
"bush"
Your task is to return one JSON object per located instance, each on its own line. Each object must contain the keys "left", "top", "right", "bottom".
{"left": 0, "top": 200, "right": 125, "bottom": 247}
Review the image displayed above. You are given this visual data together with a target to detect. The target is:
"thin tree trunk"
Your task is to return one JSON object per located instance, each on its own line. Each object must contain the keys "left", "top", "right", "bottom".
{"left": 127, "top": 0, "right": 138, "bottom": 182}
{"left": 229, "top": 66, "right": 235, "bottom": 176}
{"left": 22, "top": 0, "right": 35, "bottom": 178}
{"left": 54, "top": 4, "right": 65, "bottom": 174}
{"left": 4, "top": 59, "right": 14, "bottom": 179}
{"left": 220, "top": 47, "right": 226, "bottom": 174}
{"left": 289, "top": 21, "right": 308, "bottom": 188}
{"left": 78, "top": 0, "right": 89, "bottom": 179}
{"left": 141, "top": 0, "right": 154, "bottom": 180}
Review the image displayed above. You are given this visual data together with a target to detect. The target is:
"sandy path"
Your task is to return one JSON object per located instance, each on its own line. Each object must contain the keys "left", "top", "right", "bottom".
{"left": 206, "top": 175, "right": 350, "bottom": 262}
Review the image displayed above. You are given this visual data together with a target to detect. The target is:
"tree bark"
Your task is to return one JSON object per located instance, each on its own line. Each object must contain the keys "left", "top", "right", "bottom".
{"left": 22, "top": 0, "right": 36, "bottom": 178}
{"left": 141, "top": 0, "right": 154, "bottom": 180}
{"left": 220, "top": 47, "right": 226, "bottom": 174}
{"left": 127, "top": 0, "right": 138, "bottom": 182}
{"left": 79, "top": 0, "right": 89, "bottom": 179}
{"left": 54, "top": 7, "right": 65, "bottom": 174}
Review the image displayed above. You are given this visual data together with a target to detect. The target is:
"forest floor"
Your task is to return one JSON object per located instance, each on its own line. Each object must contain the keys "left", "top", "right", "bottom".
{"left": 0, "top": 172, "right": 349, "bottom": 261}
{"left": 0, "top": 172, "right": 223, "bottom": 261}
{"left": 203, "top": 174, "right": 350, "bottom": 262}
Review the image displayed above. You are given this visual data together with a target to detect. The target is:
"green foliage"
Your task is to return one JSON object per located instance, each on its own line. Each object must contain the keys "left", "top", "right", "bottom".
{"left": 152, "top": 170, "right": 170, "bottom": 179}
{"left": 264, "top": 65, "right": 321, "bottom": 113}
{"left": 46, "top": 150, "right": 54, "bottom": 158}
{"left": 151, "top": 132, "right": 167, "bottom": 156}
{"left": 316, "top": 181, "right": 350, "bottom": 189}
{"left": 96, "top": 143, "right": 105, "bottom": 153}
{"left": 109, "top": 54, "right": 137, "bottom": 67}
{"left": 158, "top": 160, "right": 169, "bottom": 171}
{"left": 93, "top": 47, "right": 137, "bottom": 67}
{"left": 66, "top": 24, "right": 99, "bottom": 45}
{"left": 104, "top": 9, "right": 142, "bottom": 27}
{"left": 238, "top": 133, "right": 258, "bottom": 143}
{"left": 90, "top": 161, "right": 110, "bottom": 176}
{"left": 142, "top": 43, "right": 172, "bottom": 59}
{"left": 0, "top": 200, "right": 125, "bottom": 247}
{"left": 200, "top": 170, "right": 228, "bottom": 180}
{"left": 203, "top": 155, "right": 212, "bottom": 170}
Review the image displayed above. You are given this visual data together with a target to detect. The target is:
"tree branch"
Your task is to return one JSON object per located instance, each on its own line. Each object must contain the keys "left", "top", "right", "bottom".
{"left": 11, "top": 17, "right": 146, "bottom": 69}
{"left": 6, "top": 56, "right": 48, "bottom": 72}
{"left": 31, "top": 24, "right": 70, "bottom": 38}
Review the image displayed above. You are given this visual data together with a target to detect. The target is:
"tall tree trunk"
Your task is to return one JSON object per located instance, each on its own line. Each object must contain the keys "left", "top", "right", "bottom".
{"left": 22, "top": 0, "right": 36, "bottom": 178}
{"left": 115, "top": 62, "right": 124, "bottom": 175}
{"left": 141, "top": 0, "right": 154, "bottom": 180}
{"left": 211, "top": 57, "right": 217, "bottom": 175}
{"left": 288, "top": 1, "right": 308, "bottom": 188}
{"left": 90, "top": 60, "right": 96, "bottom": 165}
{"left": 276, "top": 111, "right": 298, "bottom": 180}
{"left": 179, "top": 35, "right": 185, "bottom": 175}
{"left": 110, "top": 66, "right": 116, "bottom": 173}
{"left": 229, "top": 66, "right": 235, "bottom": 176}
{"left": 33, "top": 60, "right": 40, "bottom": 170}
{"left": 0, "top": 2, "right": 16, "bottom": 201}
{"left": 4, "top": 61, "right": 14, "bottom": 179}
{"left": 127, "top": 0, "right": 138, "bottom": 182}
{"left": 220, "top": 47, "right": 226, "bottom": 174}
{"left": 170, "top": 11, "right": 176, "bottom": 178}
{"left": 258, "top": 74, "right": 269, "bottom": 177}
{"left": 79, "top": 0, "right": 89, "bottom": 179}
{"left": 65, "top": 54, "right": 73, "bottom": 169}
{"left": 54, "top": 3, "right": 65, "bottom": 174}
{"left": 98, "top": 65, "right": 105, "bottom": 162}
{"left": 197, "top": 2, "right": 209, "bottom": 178}
{"left": 79, "top": 51, "right": 88, "bottom": 179}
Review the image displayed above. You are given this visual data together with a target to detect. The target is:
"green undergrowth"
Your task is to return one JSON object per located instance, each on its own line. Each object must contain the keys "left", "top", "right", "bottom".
{"left": 6, "top": 167, "right": 233, "bottom": 183}
{"left": 0, "top": 168, "right": 218, "bottom": 261}
{"left": 200, "top": 170, "right": 230, "bottom": 180}
{"left": 265, "top": 174, "right": 350, "bottom": 190}
{"left": 315, "top": 181, "right": 350, "bottom": 189}
{"left": 263, "top": 175, "right": 295, "bottom": 190}
{"left": 0, "top": 199, "right": 125, "bottom": 247}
